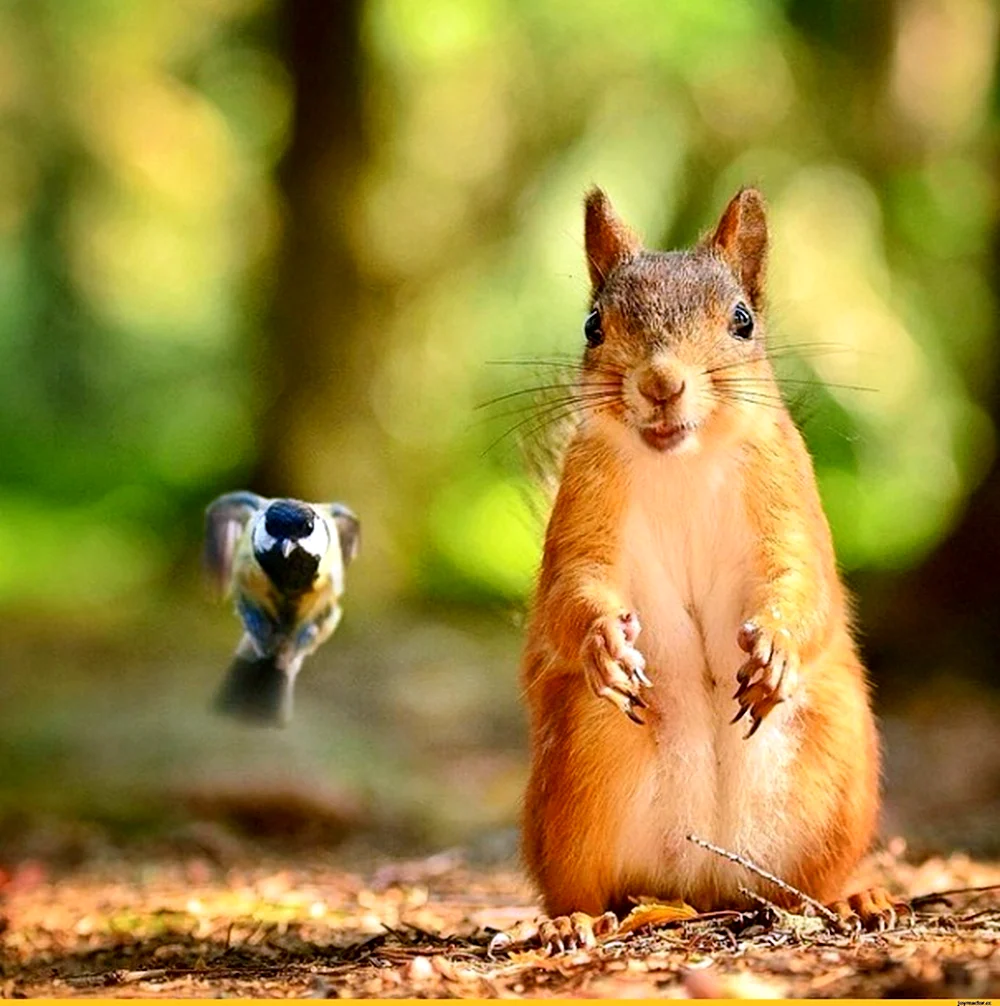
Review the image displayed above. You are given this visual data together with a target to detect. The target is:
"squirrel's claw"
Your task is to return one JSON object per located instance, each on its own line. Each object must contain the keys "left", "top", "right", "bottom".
{"left": 827, "top": 887, "right": 910, "bottom": 934}
{"left": 490, "top": 912, "right": 618, "bottom": 957}
{"left": 584, "top": 611, "right": 652, "bottom": 724}
{"left": 733, "top": 618, "right": 799, "bottom": 736}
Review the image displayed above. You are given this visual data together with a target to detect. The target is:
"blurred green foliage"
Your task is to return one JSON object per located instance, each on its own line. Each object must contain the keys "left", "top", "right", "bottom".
{"left": 0, "top": 0, "right": 997, "bottom": 617}
{"left": 0, "top": 0, "right": 284, "bottom": 620}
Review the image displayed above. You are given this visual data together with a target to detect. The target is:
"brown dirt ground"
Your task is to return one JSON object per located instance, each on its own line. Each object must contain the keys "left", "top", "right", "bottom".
{"left": 2, "top": 844, "right": 999, "bottom": 999}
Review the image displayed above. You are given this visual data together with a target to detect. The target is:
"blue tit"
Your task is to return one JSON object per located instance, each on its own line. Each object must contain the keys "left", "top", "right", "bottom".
{"left": 204, "top": 492, "right": 360, "bottom": 726}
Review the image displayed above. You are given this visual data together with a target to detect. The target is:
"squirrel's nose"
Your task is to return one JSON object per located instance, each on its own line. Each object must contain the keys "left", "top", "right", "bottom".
{"left": 637, "top": 368, "right": 686, "bottom": 407}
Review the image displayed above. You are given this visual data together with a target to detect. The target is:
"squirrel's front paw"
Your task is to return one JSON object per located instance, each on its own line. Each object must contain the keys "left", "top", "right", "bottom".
{"left": 582, "top": 611, "right": 651, "bottom": 724}
{"left": 732, "top": 617, "right": 799, "bottom": 737}
{"left": 488, "top": 911, "right": 618, "bottom": 957}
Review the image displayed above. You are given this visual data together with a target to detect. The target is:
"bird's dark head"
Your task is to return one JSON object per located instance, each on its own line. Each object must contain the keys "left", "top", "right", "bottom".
{"left": 252, "top": 500, "right": 328, "bottom": 594}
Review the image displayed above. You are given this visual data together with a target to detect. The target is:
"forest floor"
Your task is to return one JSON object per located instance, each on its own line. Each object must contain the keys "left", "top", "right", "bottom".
{"left": 3, "top": 622, "right": 1000, "bottom": 996}
{"left": 2, "top": 843, "right": 999, "bottom": 999}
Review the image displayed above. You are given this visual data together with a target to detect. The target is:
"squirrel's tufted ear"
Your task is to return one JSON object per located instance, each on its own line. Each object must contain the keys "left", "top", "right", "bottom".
{"left": 709, "top": 188, "right": 768, "bottom": 310}
{"left": 584, "top": 188, "right": 642, "bottom": 295}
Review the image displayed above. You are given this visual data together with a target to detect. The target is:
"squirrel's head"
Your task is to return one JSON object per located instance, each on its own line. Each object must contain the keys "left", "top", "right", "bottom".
{"left": 580, "top": 187, "right": 771, "bottom": 455}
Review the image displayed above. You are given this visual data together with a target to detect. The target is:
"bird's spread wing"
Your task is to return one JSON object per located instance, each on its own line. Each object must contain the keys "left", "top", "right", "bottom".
{"left": 204, "top": 491, "right": 266, "bottom": 594}
{"left": 322, "top": 503, "right": 361, "bottom": 568}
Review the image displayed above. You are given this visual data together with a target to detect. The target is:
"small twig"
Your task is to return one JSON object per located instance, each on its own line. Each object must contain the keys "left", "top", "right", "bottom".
{"left": 953, "top": 908, "right": 1000, "bottom": 925}
{"left": 115, "top": 969, "right": 169, "bottom": 983}
{"left": 342, "top": 931, "right": 389, "bottom": 962}
{"left": 395, "top": 919, "right": 462, "bottom": 946}
{"left": 67, "top": 965, "right": 293, "bottom": 987}
{"left": 738, "top": 884, "right": 784, "bottom": 914}
{"left": 686, "top": 833, "right": 842, "bottom": 928}
{"left": 738, "top": 885, "right": 827, "bottom": 941}
{"left": 910, "top": 883, "right": 1000, "bottom": 909}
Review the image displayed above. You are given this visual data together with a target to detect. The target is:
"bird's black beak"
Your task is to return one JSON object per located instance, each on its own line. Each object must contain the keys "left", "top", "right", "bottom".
{"left": 257, "top": 542, "right": 320, "bottom": 594}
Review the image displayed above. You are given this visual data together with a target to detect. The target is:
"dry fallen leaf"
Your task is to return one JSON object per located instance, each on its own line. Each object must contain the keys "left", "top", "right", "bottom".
{"left": 617, "top": 899, "right": 699, "bottom": 934}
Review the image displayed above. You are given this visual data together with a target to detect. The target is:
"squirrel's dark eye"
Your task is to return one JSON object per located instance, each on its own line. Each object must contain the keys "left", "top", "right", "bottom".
{"left": 583, "top": 309, "right": 603, "bottom": 348}
{"left": 730, "top": 302, "right": 754, "bottom": 340}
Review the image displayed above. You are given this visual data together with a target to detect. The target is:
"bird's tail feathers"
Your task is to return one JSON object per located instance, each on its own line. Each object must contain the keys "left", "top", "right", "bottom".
{"left": 213, "top": 650, "right": 297, "bottom": 727}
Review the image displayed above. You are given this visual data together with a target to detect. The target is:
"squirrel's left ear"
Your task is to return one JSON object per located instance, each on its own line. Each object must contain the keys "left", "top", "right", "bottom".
{"left": 709, "top": 188, "right": 767, "bottom": 310}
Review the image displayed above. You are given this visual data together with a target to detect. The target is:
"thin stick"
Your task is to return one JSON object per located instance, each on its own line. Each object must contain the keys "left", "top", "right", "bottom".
{"left": 738, "top": 884, "right": 784, "bottom": 913}
{"left": 114, "top": 969, "right": 170, "bottom": 983}
{"left": 910, "top": 883, "right": 1000, "bottom": 909}
{"left": 686, "top": 833, "right": 842, "bottom": 927}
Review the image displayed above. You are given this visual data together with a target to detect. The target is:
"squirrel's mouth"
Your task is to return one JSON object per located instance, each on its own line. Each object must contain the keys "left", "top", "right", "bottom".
{"left": 639, "top": 419, "right": 699, "bottom": 452}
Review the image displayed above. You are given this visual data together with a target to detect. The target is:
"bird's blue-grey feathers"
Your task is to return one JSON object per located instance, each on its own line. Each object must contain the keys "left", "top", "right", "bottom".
{"left": 237, "top": 596, "right": 279, "bottom": 657}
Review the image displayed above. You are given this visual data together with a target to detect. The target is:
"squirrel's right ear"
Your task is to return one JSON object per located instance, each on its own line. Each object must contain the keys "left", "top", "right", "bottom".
{"left": 584, "top": 188, "right": 642, "bottom": 294}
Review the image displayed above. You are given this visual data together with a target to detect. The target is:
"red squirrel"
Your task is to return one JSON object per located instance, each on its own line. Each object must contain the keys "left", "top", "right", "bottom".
{"left": 513, "top": 188, "right": 890, "bottom": 951}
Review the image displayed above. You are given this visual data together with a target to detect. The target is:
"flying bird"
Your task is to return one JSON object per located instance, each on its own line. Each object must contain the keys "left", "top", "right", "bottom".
{"left": 204, "top": 492, "right": 360, "bottom": 726}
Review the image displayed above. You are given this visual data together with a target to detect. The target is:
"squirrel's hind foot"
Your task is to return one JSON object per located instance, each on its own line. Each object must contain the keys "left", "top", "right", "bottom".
{"left": 827, "top": 887, "right": 912, "bottom": 933}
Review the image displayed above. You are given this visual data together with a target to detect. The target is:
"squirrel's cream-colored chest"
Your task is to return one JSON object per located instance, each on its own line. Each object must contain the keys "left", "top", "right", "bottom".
{"left": 614, "top": 439, "right": 807, "bottom": 901}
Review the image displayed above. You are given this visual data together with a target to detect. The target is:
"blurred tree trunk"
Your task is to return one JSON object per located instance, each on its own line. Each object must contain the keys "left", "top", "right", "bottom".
{"left": 857, "top": 131, "right": 1000, "bottom": 697}
{"left": 779, "top": 0, "right": 999, "bottom": 697}
{"left": 859, "top": 459, "right": 1000, "bottom": 699}
{"left": 251, "top": 0, "right": 369, "bottom": 499}
{"left": 859, "top": 256, "right": 1000, "bottom": 699}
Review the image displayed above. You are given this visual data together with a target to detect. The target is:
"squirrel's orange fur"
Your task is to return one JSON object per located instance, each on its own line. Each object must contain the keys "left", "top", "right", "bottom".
{"left": 521, "top": 188, "right": 880, "bottom": 921}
